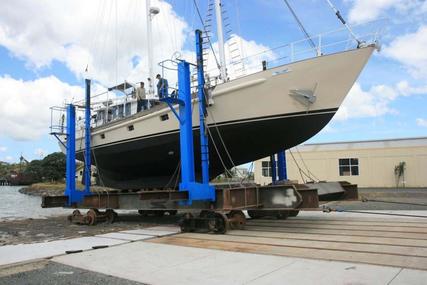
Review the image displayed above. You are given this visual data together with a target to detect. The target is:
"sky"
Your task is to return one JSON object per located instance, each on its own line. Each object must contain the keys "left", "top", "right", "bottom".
{"left": 0, "top": 0, "right": 426, "bottom": 163}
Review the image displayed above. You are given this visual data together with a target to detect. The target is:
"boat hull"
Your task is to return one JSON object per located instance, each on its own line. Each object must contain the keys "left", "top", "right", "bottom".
{"left": 77, "top": 108, "right": 337, "bottom": 189}
{"left": 72, "top": 46, "right": 375, "bottom": 189}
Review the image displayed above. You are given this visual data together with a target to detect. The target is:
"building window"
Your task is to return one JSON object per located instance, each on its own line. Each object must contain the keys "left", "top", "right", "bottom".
{"left": 339, "top": 158, "right": 359, "bottom": 176}
{"left": 262, "top": 161, "right": 273, "bottom": 177}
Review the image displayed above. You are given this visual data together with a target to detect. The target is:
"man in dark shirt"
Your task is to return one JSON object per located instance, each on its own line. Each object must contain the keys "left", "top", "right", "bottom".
{"left": 156, "top": 74, "right": 168, "bottom": 99}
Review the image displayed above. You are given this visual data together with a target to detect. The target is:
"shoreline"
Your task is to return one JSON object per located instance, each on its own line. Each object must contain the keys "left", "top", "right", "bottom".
{"left": 18, "top": 184, "right": 64, "bottom": 197}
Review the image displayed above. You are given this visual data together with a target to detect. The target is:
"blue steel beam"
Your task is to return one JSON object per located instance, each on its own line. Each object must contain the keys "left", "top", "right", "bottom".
{"left": 64, "top": 104, "right": 76, "bottom": 206}
{"left": 178, "top": 60, "right": 196, "bottom": 186}
{"left": 84, "top": 79, "right": 91, "bottom": 195}
{"left": 196, "top": 29, "right": 210, "bottom": 185}
{"left": 270, "top": 154, "right": 277, "bottom": 184}
{"left": 277, "top": 150, "right": 288, "bottom": 180}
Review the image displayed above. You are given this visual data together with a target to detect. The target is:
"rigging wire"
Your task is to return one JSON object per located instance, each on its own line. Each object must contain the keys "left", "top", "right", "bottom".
{"left": 295, "top": 146, "right": 320, "bottom": 181}
{"left": 282, "top": 0, "right": 316, "bottom": 49}
{"left": 206, "top": 126, "right": 234, "bottom": 189}
{"left": 193, "top": 0, "right": 221, "bottom": 71}
{"left": 205, "top": 106, "right": 246, "bottom": 183}
{"left": 288, "top": 148, "right": 318, "bottom": 183}
{"left": 324, "top": 0, "right": 362, "bottom": 47}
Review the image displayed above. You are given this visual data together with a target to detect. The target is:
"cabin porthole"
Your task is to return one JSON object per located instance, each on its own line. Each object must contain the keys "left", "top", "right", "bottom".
{"left": 160, "top": 114, "right": 169, "bottom": 121}
{"left": 100, "top": 134, "right": 105, "bottom": 139}
{"left": 128, "top": 125, "right": 134, "bottom": 131}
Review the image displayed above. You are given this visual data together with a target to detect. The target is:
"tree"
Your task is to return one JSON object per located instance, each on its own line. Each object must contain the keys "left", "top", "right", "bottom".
{"left": 394, "top": 161, "right": 406, "bottom": 188}
{"left": 23, "top": 159, "right": 43, "bottom": 183}
{"left": 41, "top": 152, "right": 66, "bottom": 182}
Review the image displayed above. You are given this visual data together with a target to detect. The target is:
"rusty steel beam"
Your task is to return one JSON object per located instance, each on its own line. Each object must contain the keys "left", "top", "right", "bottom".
{"left": 41, "top": 195, "right": 68, "bottom": 208}
{"left": 41, "top": 183, "right": 356, "bottom": 211}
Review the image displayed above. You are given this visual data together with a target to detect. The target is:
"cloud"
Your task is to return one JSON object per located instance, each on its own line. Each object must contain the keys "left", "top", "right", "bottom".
{"left": 0, "top": 1, "right": 278, "bottom": 143}
{"left": 416, "top": 118, "right": 427, "bottom": 127}
{"left": 383, "top": 25, "right": 427, "bottom": 79}
{"left": 0, "top": 146, "right": 6, "bottom": 152}
{"left": 0, "top": 0, "right": 189, "bottom": 86}
{"left": 203, "top": 34, "right": 277, "bottom": 80}
{"left": 4, "top": 156, "right": 13, "bottom": 162}
{"left": 334, "top": 80, "right": 426, "bottom": 121}
{"left": 0, "top": 75, "right": 84, "bottom": 140}
{"left": 348, "top": 0, "right": 426, "bottom": 24}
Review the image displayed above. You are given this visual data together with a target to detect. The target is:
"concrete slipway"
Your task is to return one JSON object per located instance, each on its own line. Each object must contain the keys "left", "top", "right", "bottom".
{"left": 1, "top": 211, "right": 427, "bottom": 284}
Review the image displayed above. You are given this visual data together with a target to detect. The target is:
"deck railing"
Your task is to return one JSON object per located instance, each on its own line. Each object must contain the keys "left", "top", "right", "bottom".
{"left": 206, "top": 19, "right": 385, "bottom": 80}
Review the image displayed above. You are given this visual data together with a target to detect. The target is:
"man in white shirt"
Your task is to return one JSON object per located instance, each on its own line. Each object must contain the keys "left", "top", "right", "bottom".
{"left": 135, "top": 82, "right": 146, "bottom": 112}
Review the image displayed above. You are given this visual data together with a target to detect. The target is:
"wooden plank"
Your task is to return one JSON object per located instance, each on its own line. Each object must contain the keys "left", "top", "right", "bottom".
{"left": 286, "top": 217, "right": 427, "bottom": 224}
{"left": 250, "top": 219, "right": 427, "bottom": 228}
{"left": 247, "top": 221, "right": 427, "bottom": 233}
{"left": 244, "top": 225, "right": 427, "bottom": 240}
{"left": 177, "top": 233, "right": 427, "bottom": 257}
{"left": 229, "top": 230, "right": 427, "bottom": 247}
{"left": 150, "top": 236, "right": 427, "bottom": 270}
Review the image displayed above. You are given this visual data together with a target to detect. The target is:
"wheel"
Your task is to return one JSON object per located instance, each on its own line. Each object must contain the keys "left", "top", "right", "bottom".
{"left": 288, "top": 210, "right": 300, "bottom": 217}
{"left": 199, "top": 210, "right": 210, "bottom": 218}
{"left": 179, "top": 212, "right": 194, "bottom": 232}
{"left": 227, "top": 210, "right": 246, "bottom": 230}
{"left": 247, "top": 210, "right": 263, "bottom": 219}
{"left": 276, "top": 210, "right": 289, "bottom": 220}
{"left": 68, "top": 209, "right": 81, "bottom": 222}
{"left": 86, "top": 209, "right": 98, "bottom": 225}
{"left": 213, "top": 212, "right": 229, "bottom": 234}
{"left": 105, "top": 209, "right": 118, "bottom": 223}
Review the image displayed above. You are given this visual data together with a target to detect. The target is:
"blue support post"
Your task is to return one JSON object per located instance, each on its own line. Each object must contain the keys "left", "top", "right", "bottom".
{"left": 161, "top": 30, "right": 215, "bottom": 204}
{"left": 84, "top": 79, "right": 91, "bottom": 195}
{"left": 178, "top": 61, "right": 196, "bottom": 185}
{"left": 64, "top": 104, "right": 76, "bottom": 206}
{"left": 176, "top": 60, "right": 215, "bottom": 204}
{"left": 196, "top": 30, "right": 210, "bottom": 185}
{"left": 270, "top": 154, "right": 277, "bottom": 184}
{"left": 277, "top": 150, "right": 288, "bottom": 181}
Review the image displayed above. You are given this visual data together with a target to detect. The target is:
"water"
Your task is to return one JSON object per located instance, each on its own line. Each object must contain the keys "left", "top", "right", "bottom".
{"left": 0, "top": 186, "right": 73, "bottom": 221}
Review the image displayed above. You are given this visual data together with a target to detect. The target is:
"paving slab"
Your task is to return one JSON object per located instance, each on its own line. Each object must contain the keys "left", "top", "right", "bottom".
{"left": 246, "top": 256, "right": 401, "bottom": 285}
{"left": 0, "top": 237, "right": 125, "bottom": 266}
{"left": 96, "top": 232, "right": 153, "bottom": 241}
{"left": 53, "top": 241, "right": 294, "bottom": 285}
{"left": 390, "top": 268, "right": 427, "bottom": 285}
{"left": 53, "top": 240, "right": 418, "bottom": 285}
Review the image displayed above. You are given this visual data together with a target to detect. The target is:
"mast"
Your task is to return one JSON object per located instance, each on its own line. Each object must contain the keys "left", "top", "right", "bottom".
{"left": 146, "top": 0, "right": 155, "bottom": 95}
{"left": 215, "top": 0, "right": 227, "bottom": 81}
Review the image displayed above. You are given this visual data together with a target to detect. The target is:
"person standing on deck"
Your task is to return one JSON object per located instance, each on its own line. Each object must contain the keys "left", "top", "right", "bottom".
{"left": 135, "top": 82, "right": 146, "bottom": 112}
{"left": 156, "top": 74, "right": 168, "bottom": 99}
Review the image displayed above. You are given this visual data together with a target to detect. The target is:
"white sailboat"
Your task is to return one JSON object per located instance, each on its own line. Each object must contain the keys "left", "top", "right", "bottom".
{"left": 66, "top": 0, "right": 379, "bottom": 189}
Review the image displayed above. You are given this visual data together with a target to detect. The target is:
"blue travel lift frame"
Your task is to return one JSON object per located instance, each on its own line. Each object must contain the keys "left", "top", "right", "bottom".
{"left": 161, "top": 29, "right": 215, "bottom": 204}
{"left": 271, "top": 150, "right": 287, "bottom": 184}
{"left": 64, "top": 29, "right": 215, "bottom": 206}
{"left": 64, "top": 79, "right": 92, "bottom": 206}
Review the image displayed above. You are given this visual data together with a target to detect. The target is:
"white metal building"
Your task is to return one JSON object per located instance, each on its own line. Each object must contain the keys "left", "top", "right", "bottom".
{"left": 254, "top": 137, "right": 427, "bottom": 188}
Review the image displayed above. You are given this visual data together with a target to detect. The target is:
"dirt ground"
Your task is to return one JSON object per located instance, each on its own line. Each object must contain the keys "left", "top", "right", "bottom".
{"left": 0, "top": 213, "right": 181, "bottom": 246}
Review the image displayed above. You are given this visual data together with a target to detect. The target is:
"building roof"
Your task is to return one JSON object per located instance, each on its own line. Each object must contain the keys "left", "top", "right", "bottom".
{"left": 294, "top": 137, "right": 427, "bottom": 152}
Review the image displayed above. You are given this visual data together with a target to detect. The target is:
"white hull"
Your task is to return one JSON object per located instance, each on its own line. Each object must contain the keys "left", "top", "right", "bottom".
{"left": 71, "top": 46, "right": 375, "bottom": 189}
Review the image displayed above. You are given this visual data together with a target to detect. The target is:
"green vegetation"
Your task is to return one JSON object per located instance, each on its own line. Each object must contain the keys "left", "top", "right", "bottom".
{"left": 0, "top": 152, "right": 66, "bottom": 185}
{"left": 394, "top": 161, "right": 406, "bottom": 188}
